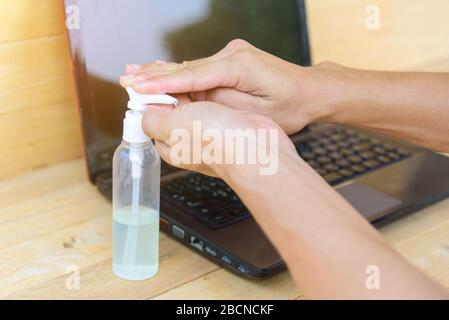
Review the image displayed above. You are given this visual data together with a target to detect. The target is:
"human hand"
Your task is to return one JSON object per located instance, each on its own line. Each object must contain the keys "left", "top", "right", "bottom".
{"left": 120, "top": 39, "right": 338, "bottom": 135}
{"left": 141, "top": 96, "right": 298, "bottom": 178}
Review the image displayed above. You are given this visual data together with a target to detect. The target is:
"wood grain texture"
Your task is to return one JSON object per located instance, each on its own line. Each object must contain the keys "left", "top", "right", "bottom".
{"left": 0, "top": 0, "right": 65, "bottom": 44}
{"left": 0, "top": 13, "right": 82, "bottom": 180}
{"left": 1, "top": 1, "right": 449, "bottom": 181}
{"left": 306, "top": 0, "right": 449, "bottom": 71}
{"left": 0, "top": 160, "right": 448, "bottom": 299}
{"left": 1, "top": 1, "right": 449, "bottom": 300}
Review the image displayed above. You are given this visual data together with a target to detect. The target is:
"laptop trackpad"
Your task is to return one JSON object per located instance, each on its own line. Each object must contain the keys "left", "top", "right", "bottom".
{"left": 336, "top": 183, "right": 402, "bottom": 221}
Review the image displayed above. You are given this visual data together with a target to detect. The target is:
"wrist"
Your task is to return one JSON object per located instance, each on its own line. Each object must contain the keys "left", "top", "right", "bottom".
{"left": 217, "top": 142, "right": 307, "bottom": 190}
{"left": 297, "top": 63, "right": 365, "bottom": 126}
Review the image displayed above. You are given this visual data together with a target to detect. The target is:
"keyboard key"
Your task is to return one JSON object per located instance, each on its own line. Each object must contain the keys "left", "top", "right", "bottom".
{"left": 338, "top": 141, "right": 351, "bottom": 149}
{"left": 316, "top": 168, "right": 328, "bottom": 176}
{"left": 329, "top": 152, "right": 343, "bottom": 160}
{"left": 317, "top": 156, "right": 332, "bottom": 164}
{"left": 320, "top": 138, "right": 334, "bottom": 145}
{"left": 341, "top": 148, "right": 354, "bottom": 156}
{"left": 323, "top": 173, "right": 343, "bottom": 184}
{"left": 196, "top": 207, "right": 211, "bottom": 216}
{"left": 326, "top": 144, "right": 339, "bottom": 152}
{"left": 348, "top": 137, "right": 362, "bottom": 144}
{"left": 306, "top": 159, "right": 319, "bottom": 169}
{"left": 387, "top": 152, "right": 401, "bottom": 160}
{"left": 348, "top": 155, "right": 362, "bottom": 163}
{"left": 209, "top": 212, "right": 234, "bottom": 225}
{"left": 308, "top": 141, "right": 321, "bottom": 149}
{"left": 363, "top": 160, "right": 381, "bottom": 169}
{"left": 313, "top": 147, "right": 327, "bottom": 155}
{"left": 330, "top": 134, "right": 345, "bottom": 141}
{"left": 351, "top": 165, "right": 366, "bottom": 173}
{"left": 353, "top": 143, "right": 372, "bottom": 152}
{"left": 228, "top": 206, "right": 250, "bottom": 217}
{"left": 339, "top": 169, "right": 354, "bottom": 177}
{"left": 336, "top": 159, "right": 351, "bottom": 168}
{"left": 301, "top": 151, "right": 315, "bottom": 160}
{"left": 377, "top": 155, "right": 391, "bottom": 163}
{"left": 396, "top": 148, "right": 411, "bottom": 157}
{"left": 373, "top": 146, "right": 387, "bottom": 154}
{"left": 295, "top": 142, "right": 308, "bottom": 153}
{"left": 324, "top": 163, "right": 339, "bottom": 172}
{"left": 360, "top": 151, "right": 376, "bottom": 159}
{"left": 185, "top": 200, "right": 204, "bottom": 208}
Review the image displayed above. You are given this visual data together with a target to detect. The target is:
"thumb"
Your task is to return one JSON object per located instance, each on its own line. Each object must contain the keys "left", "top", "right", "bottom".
{"left": 142, "top": 106, "right": 175, "bottom": 143}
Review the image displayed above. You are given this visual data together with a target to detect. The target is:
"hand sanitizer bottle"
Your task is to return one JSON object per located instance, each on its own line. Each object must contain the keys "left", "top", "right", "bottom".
{"left": 112, "top": 87, "right": 177, "bottom": 281}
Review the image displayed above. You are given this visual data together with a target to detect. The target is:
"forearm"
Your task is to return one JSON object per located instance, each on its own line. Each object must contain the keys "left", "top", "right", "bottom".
{"left": 220, "top": 149, "right": 448, "bottom": 299}
{"left": 306, "top": 65, "right": 449, "bottom": 152}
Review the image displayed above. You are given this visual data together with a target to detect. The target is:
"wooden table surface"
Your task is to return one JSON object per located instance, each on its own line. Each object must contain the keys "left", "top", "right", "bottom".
{"left": 0, "top": 159, "right": 448, "bottom": 299}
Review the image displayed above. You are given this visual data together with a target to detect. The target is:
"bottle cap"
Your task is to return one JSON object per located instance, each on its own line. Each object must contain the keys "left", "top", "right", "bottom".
{"left": 123, "top": 87, "right": 178, "bottom": 143}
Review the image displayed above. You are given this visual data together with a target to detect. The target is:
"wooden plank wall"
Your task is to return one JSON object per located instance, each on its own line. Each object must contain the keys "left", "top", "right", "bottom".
{"left": 1, "top": 0, "right": 448, "bottom": 180}
{"left": 0, "top": 0, "right": 82, "bottom": 180}
{"left": 306, "top": 0, "right": 449, "bottom": 71}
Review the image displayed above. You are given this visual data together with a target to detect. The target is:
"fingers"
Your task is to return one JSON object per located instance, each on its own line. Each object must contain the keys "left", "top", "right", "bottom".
{"left": 125, "top": 61, "right": 179, "bottom": 76}
{"left": 125, "top": 60, "right": 168, "bottom": 74}
{"left": 204, "top": 88, "right": 260, "bottom": 110}
{"left": 142, "top": 102, "right": 204, "bottom": 143}
{"left": 120, "top": 39, "right": 252, "bottom": 94}
{"left": 123, "top": 50, "right": 226, "bottom": 78}
{"left": 142, "top": 101, "right": 229, "bottom": 145}
{"left": 125, "top": 43, "right": 235, "bottom": 76}
{"left": 141, "top": 105, "right": 177, "bottom": 143}
{"left": 154, "top": 140, "right": 172, "bottom": 163}
{"left": 155, "top": 140, "right": 217, "bottom": 177}
{"left": 120, "top": 66, "right": 178, "bottom": 87}
{"left": 125, "top": 58, "right": 239, "bottom": 95}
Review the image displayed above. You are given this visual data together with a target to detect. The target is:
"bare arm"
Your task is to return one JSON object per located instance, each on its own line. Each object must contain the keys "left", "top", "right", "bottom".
{"left": 121, "top": 39, "right": 449, "bottom": 152}
{"left": 221, "top": 146, "right": 448, "bottom": 299}
{"left": 139, "top": 102, "right": 448, "bottom": 299}
{"left": 312, "top": 64, "right": 449, "bottom": 152}
{"left": 121, "top": 39, "right": 449, "bottom": 298}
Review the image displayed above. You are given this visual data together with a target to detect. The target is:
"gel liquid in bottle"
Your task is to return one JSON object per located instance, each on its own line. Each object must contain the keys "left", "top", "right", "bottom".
{"left": 112, "top": 87, "right": 177, "bottom": 281}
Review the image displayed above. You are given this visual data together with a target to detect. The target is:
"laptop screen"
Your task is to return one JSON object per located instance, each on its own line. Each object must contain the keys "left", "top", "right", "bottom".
{"left": 64, "top": 0, "right": 311, "bottom": 181}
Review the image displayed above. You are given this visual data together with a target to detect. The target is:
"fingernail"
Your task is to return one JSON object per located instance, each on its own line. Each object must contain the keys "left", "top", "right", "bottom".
{"left": 126, "top": 64, "right": 142, "bottom": 71}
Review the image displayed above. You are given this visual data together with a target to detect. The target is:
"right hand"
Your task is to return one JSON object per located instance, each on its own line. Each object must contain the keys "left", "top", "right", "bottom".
{"left": 120, "top": 39, "right": 337, "bottom": 135}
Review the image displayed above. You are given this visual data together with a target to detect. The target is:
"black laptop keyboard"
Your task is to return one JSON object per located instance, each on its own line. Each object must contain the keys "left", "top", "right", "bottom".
{"left": 162, "top": 175, "right": 249, "bottom": 229}
{"left": 98, "top": 127, "right": 411, "bottom": 229}
{"left": 161, "top": 127, "right": 411, "bottom": 229}
{"left": 295, "top": 127, "right": 411, "bottom": 184}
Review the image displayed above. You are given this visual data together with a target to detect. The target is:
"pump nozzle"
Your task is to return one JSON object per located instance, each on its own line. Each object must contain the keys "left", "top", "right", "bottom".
{"left": 123, "top": 87, "right": 178, "bottom": 143}
{"left": 126, "top": 87, "right": 178, "bottom": 111}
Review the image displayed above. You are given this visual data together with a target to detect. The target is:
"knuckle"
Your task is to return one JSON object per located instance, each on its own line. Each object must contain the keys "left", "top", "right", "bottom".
{"left": 225, "top": 38, "right": 251, "bottom": 51}
{"left": 180, "top": 60, "right": 194, "bottom": 74}
{"left": 179, "top": 60, "right": 196, "bottom": 90}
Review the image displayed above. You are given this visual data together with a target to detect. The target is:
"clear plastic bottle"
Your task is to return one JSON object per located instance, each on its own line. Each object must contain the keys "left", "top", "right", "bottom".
{"left": 113, "top": 139, "right": 160, "bottom": 280}
{"left": 112, "top": 87, "right": 177, "bottom": 281}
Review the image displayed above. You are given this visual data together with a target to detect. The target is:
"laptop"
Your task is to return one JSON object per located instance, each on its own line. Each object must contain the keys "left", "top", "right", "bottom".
{"left": 64, "top": 0, "right": 449, "bottom": 278}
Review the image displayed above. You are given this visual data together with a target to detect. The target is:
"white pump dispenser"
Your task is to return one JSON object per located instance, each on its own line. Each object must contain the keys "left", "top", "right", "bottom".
{"left": 112, "top": 88, "right": 177, "bottom": 281}
{"left": 123, "top": 87, "right": 178, "bottom": 143}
